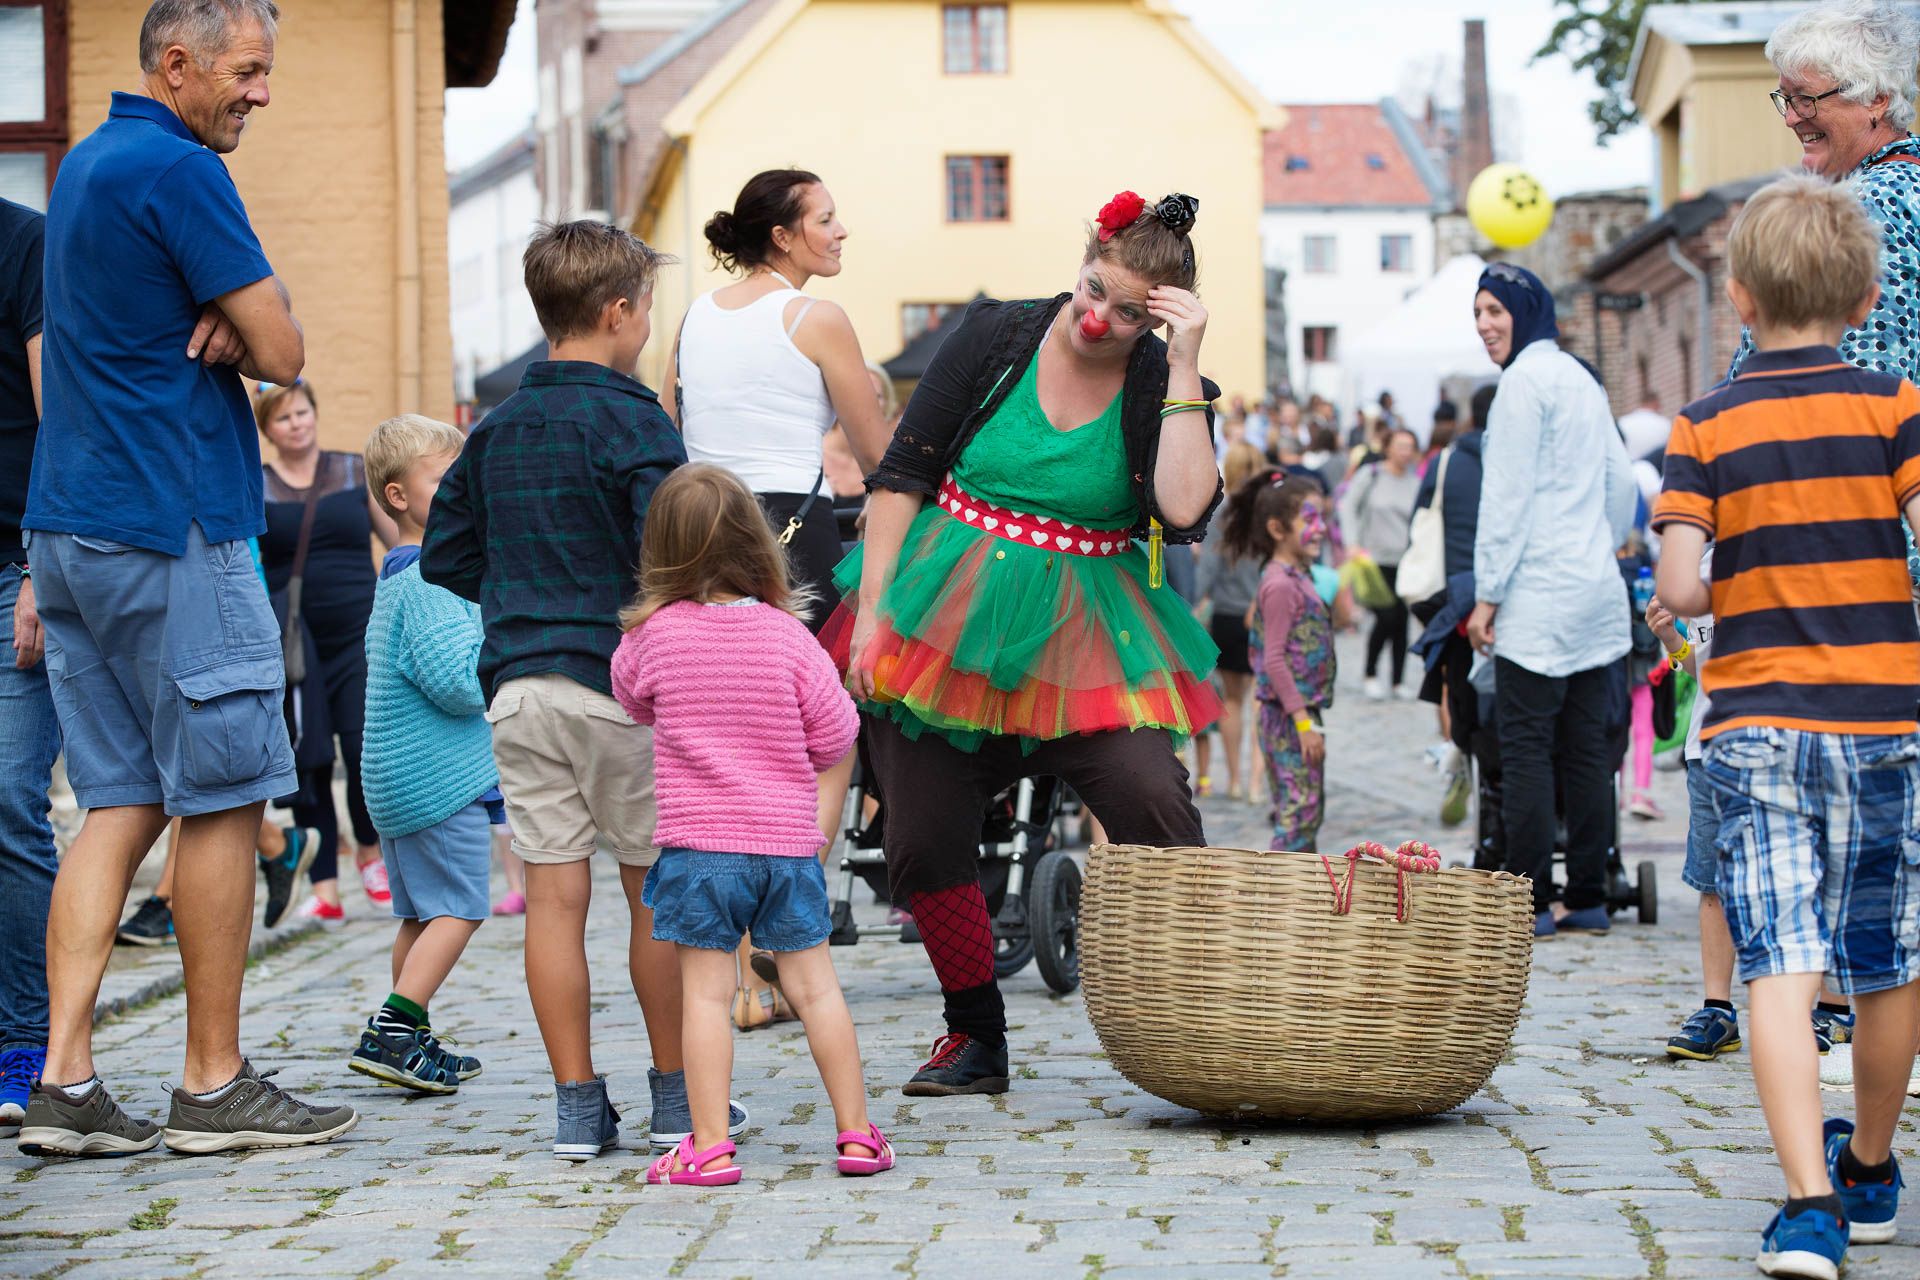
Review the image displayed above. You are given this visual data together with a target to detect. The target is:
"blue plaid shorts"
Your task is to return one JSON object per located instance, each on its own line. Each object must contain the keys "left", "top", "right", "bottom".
{"left": 1703, "top": 727, "right": 1920, "bottom": 994}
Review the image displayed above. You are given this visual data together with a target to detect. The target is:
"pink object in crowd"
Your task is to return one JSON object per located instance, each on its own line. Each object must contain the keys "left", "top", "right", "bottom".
{"left": 610, "top": 600, "right": 860, "bottom": 857}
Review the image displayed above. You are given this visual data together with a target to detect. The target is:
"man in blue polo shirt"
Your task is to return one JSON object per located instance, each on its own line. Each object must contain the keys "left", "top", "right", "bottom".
{"left": 17, "top": 0, "right": 356, "bottom": 1158}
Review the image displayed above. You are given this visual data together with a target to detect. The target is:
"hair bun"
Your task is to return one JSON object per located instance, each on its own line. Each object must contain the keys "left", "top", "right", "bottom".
{"left": 703, "top": 209, "right": 739, "bottom": 253}
{"left": 1153, "top": 193, "right": 1199, "bottom": 236}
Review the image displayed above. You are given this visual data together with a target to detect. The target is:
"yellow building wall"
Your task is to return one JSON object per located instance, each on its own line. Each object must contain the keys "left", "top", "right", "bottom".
{"left": 642, "top": 0, "right": 1269, "bottom": 399}
{"left": 1636, "top": 38, "right": 1804, "bottom": 202}
{"left": 66, "top": 0, "right": 455, "bottom": 452}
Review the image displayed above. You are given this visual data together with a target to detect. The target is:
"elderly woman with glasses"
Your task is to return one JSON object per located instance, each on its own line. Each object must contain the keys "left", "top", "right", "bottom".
{"left": 1741, "top": 2, "right": 1920, "bottom": 378}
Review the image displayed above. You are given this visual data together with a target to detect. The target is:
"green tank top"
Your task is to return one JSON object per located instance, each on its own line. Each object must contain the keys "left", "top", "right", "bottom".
{"left": 949, "top": 348, "right": 1134, "bottom": 530}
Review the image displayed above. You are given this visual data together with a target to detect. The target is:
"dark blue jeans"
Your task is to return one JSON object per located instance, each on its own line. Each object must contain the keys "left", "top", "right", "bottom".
{"left": 0, "top": 563, "right": 61, "bottom": 1050}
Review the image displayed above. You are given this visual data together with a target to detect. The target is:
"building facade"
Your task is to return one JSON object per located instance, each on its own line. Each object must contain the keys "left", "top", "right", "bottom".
{"left": 1584, "top": 178, "right": 1759, "bottom": 418}
{"left": 632, "top": 0, "right": 1279, "bottom": 399}
{"left": 535, "top": 0, "right": 774, "bottom": 226}
{"left": 1261, "top": 100, "right": 1446, "bottom": 405}
{"left": 449, "top": 128, "right": 543, "bottom": 406}
{"left": 2, "top": 0, "right": 517, "bottom": 446}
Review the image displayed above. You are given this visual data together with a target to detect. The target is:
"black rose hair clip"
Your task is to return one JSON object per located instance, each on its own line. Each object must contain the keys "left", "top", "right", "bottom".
{"left": 1153, "top": 194, "right": 1199, "bottom": 236}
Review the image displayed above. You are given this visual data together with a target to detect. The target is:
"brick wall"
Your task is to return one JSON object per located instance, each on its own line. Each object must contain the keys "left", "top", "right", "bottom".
{"left": 1589, "top": 210, "right": 1744, "bottom": 417}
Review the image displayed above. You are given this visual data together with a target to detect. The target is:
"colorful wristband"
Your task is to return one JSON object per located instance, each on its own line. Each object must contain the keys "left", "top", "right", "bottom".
{"left": 1667, "top": 639, "right": 1692, "bottom": 670}
{"left": 1294, "top": 715, "right": 1315, "bottom": 734}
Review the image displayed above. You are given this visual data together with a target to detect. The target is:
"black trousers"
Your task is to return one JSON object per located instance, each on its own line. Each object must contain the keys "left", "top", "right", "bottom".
{"left": 1364, "top": 563, "right": 1409, "bottom": 684}
{"left": 862, "top": 713, "right": 1206, "bottom": 900}
{"left": 1494, "top": 656, "right": 1616, "bottom": 913}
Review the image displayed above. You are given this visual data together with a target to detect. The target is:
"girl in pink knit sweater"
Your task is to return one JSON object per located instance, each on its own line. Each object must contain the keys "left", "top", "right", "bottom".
{"left": 610, "top": 465, "right": 890, "bottom": 1186}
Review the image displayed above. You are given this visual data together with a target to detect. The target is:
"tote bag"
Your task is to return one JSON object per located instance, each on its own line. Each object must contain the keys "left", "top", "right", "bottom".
{"left": 1395, "top": 446, "right": 1452, "bottom": 604}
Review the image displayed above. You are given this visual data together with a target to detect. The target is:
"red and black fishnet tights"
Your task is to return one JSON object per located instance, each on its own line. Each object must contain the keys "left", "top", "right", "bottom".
{"left": 908, "top": 883, "right": 997, "bottom": 991}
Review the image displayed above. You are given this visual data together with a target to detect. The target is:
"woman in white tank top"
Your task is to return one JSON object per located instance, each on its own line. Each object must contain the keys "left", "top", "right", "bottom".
{"left": 665, "top": 169, "right": 891, "bottom": 635}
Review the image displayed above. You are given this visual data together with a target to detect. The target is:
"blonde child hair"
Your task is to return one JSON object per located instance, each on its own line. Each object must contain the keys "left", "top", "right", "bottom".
{"left": 1222, "top": 441, "right": 1266, "bottom": 497}
{"left": 1727, "top": 171, "right": 1881, "bottom": 327}
{"left": 620, "top": 463, "right": 817, "bottom": 630}
{"left": 363, "top": 414, "right": 466, "bottom": 520}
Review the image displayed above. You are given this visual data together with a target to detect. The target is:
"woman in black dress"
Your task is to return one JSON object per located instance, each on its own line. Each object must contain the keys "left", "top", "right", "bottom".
{"left": 255, "top": 380, "right": 398, "bottom": 919}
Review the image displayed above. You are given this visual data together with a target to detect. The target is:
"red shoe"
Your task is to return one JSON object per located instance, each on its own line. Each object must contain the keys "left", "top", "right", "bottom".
{"left": 358, "top": 858, "right": 392, "bottom": 904}
{"left": 296, "top": 896, "right": 344, "bottom": 923}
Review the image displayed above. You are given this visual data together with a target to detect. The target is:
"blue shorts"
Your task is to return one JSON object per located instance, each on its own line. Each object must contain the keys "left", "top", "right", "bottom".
{"left": 382, "top": 799, "right": 492, "bottom": 922}
{"left": 27, "top": 523, "right": 296, "bottom": 817}
{"left": 643, "top": 848, "right": 831, "bottom": 953}
{"left": 1703, "top": 727, "right": 1920, "bottom": 995}
{"left": 1681, "top": 762, "right": 1721, "bottom": 895}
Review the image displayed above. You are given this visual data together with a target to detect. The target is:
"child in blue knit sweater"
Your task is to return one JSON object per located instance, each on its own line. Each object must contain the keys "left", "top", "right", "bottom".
{"left": 350, "top": 415, "right": 500, "bottom": 1095}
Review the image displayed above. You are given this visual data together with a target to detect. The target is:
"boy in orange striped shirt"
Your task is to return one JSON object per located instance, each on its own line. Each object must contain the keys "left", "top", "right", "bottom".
{"left": 1654, "top": 172, "right": 1920, "bottom": 1279}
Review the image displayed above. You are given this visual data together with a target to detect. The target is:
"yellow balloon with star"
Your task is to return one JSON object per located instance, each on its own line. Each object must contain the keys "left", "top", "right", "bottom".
{"left": 1467, "top": 163, "right": 1555, "bottom": 250}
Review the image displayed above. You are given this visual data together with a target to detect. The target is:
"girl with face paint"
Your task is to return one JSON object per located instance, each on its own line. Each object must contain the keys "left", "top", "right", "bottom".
{"left": 1222, "top": 473, "right": 1337, "bottom": 854}
{"left": 816, "top": 191, "right": 1225, "bottom": 1098}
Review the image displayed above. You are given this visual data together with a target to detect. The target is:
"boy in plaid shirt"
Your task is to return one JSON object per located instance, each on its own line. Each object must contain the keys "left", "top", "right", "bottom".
{"left": 423, "top": 222, "right": 741, "bottom": 1161}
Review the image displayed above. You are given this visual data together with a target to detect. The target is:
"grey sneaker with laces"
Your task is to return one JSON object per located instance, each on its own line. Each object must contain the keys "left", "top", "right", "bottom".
{"left": 18, "top": 1079, "right": 162, "bottom": 1157}
{"left": 554, "top": 1075, "right": 621, "bottom": 1162}
{"left": 162, "top": 1059, "right": 358, "bottom": 1154}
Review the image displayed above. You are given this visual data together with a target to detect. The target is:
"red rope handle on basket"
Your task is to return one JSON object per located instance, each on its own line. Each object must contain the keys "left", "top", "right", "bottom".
{"left": 1321, "top": 841, "right": 1443, "bottom": 922}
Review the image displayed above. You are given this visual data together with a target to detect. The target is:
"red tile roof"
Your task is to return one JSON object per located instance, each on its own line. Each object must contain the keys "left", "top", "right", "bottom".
{"left": 1265, "top": 104, "right": 1435, "bottom": 208}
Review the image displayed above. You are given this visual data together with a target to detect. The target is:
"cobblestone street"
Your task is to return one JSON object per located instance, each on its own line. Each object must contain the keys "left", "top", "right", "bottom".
{"left": 4, "top": 636, "right": 1919, "bottom": 1280}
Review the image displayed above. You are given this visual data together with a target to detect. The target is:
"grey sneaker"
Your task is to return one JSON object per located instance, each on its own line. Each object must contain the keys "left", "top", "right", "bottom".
{"left": 162, "top": 1059, "right": 358, "bottom": 1154}
{"left": 554, "top": 1075, "right": 621, "bottom": 1163}
{"left": 17, "top": 1079, "right": 162, "bottom": 1157}
{"left": 645, "top": 1066, "right": 749, "bottom": 1150}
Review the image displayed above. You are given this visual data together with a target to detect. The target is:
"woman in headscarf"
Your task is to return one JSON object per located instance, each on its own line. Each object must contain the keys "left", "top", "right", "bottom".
{"left": 1463, "top": 263, "right": 1636, "bottom": 940}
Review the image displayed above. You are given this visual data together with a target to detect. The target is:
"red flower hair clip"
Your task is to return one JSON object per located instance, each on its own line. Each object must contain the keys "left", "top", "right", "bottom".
{"left": 1095, "top": 190, "right": 1145, "bottom": 242}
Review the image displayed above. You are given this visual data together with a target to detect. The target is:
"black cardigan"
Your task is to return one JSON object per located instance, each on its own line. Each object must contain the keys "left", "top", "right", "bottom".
{"left": 866, "top": 293, "right": 1224, "bottom": 544}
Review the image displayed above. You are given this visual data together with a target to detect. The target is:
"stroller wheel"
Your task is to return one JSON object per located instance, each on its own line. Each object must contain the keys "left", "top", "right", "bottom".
{"left": 1637, "top": 861, "right": 1659, "bottom": 925}
{"left": 1028, "top": 851, "right": 1082, "bottom": 994}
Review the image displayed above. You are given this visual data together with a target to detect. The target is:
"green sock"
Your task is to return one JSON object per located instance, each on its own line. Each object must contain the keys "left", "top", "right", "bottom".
{"left": 373, "top": 993, "right": 426, "bottom": 1036}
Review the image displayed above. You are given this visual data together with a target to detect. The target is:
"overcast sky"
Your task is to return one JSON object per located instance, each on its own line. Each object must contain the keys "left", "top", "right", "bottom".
{"left": 444, "top": 0, "right": 1660, "bottom": 197}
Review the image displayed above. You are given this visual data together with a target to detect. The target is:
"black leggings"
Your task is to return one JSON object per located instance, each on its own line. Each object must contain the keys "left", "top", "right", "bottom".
{"left": 295, "top": 756, "right": 377, "bottom": 885}
{"left": 1364, "top": 562, "right": 1408, "bottom": 684}
{"left": 862, "top": 713, "right": 1206, "bottom": 901}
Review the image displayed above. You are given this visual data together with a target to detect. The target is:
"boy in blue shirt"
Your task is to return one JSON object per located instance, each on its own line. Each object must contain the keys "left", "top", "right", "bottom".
{"left": 350, "top": 415, "right": 498, "bottom": 1094}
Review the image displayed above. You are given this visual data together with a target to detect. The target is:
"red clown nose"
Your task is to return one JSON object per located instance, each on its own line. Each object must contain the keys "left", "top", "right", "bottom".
{"left": 1079, "top": 311, "right": 1110, "bottom": 341}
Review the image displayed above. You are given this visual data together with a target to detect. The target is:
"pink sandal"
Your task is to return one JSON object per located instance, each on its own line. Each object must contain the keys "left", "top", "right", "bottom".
{"left": 646, "top": 1135, "right": 742, "bottom": 1186}
{"left": 836, "top": 1123, "right": 894, "bottom": 1176}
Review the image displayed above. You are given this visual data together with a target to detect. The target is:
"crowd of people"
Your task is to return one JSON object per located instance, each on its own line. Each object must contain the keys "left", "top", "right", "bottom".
{"left": 3, "top": 0, "right": 1920, "bottom": 1276}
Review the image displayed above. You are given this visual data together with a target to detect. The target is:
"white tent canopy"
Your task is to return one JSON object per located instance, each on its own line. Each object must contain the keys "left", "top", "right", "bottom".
{"left": 1342, "top": 253, "right": 1500, "bottom": 443}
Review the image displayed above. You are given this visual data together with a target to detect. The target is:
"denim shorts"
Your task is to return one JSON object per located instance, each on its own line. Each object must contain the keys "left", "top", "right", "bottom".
{"left": 1681, "top": 762, "right": 1721, "bottom": 895}
{"left": 1703, "top": 726, "right": 1920, "bottom": 995}
{"left": 643, "top": 848, "right": 831, "bottom": 953}
{"left": 382, "top": 799, "right": 492, "bottom": 923}
{"left": 27, "top": 523, "right": 295, "bottom": 816}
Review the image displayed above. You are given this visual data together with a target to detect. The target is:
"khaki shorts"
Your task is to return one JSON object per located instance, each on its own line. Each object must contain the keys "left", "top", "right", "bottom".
{"left": 486, "top": 673, "right": 658, "bottom": 867}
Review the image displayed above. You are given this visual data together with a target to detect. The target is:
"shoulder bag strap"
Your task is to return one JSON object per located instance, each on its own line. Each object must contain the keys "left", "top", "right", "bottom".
{"left": 1429, "top": 444, "right": 1453, "bottom": 508}
{"left": 671, "top": 314, "right": 689, "bottom": 432}
{"left": 778, "top": 470, "right": 828, "bottom": 547}
{"left": 281, "top": 453, "right": 328, "bottom": 684}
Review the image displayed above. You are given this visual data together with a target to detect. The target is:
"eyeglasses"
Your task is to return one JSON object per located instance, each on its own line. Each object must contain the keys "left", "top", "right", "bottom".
{"left": 1769, "top": 87, "right": 1843, "bottom": 119}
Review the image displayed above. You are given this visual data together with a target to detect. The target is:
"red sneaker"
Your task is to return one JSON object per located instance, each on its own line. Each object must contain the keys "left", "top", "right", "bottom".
{"left": 358, "top": 858, "right": 392, "bottom": 904}
{"left": 296, "top": 896, "right": 344, "bottom": 923}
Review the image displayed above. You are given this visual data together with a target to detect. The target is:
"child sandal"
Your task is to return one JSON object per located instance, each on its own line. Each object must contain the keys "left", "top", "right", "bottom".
{"left": 646, "top": 1135, "right": 742, "bottom": 1186}
{"left": 835, "top": 1123, "right": 894, "bottom": 1177}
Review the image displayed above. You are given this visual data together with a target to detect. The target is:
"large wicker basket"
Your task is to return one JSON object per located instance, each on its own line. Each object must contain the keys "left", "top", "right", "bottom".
{"left": 1080, "top": 843, "right": 1534, "bottom": 1122}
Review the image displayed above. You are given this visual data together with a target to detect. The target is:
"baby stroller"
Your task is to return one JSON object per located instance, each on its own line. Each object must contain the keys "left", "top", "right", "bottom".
{"left": 826, "top": 755, "right": 1084, "bottom": 994}
{"left": 1467, "top": 670, "right": 1657, "bottom": 925}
